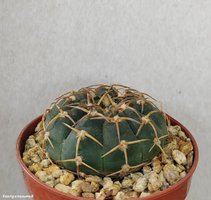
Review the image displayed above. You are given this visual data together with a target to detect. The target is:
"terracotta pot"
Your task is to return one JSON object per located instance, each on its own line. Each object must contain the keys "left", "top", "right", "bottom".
{"left": 16, "top": 115, "right": 198, "bottom": 200}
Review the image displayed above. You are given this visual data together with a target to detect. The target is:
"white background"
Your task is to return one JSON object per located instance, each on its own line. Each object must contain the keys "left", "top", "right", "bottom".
{"left": 1, "top": 1, "right": 211, "bottom": 199}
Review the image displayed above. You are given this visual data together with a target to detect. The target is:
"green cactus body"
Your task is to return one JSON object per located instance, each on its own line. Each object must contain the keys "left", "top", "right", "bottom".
{"left": 42, "top": 84, "right": 168, "bottom": 177}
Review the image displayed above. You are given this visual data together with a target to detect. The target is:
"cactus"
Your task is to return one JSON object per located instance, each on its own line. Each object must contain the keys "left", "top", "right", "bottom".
{"left": 42, "top": 84, "right": 168, "bottom": 177}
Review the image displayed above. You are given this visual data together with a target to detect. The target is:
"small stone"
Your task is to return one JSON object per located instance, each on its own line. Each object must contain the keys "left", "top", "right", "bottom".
{"left": 81, "top": 182, "right": 93, "bottom": 193}
{"left": 143, "top": 165, "right": 152, "bottom": 174}
{"left": 163, "top": 140, "right": 179, "bottom": 156}
{"left": 52, "top": 169, "right": 63, "bottom": 178}
{"left": 26, "top": 138, "right": 36, "bottom": 149}
{"left": 102, "top": 177, "right": 113, "bottom": 188}
{"left": 90, "top": 181, "right": 100, "bottom": 192}
{"left": 55, "top": 183, "right": 71, "bottom": 193}
{"left": 111, "top": 183, "right": 121, "bottom": 196}
{"left": 121, "top": 177, "right": 134, "bottom": 188}
{"left": 69, "top": 188, "right": 80, "bottom": 196}
{"left": 60, "top": 171, "right": 75, "bottom": 185}
{"left": 168, "top": 125, "right": 181, "bottom": 136}
{"left": 114, "top": 181, "right": 121, "bottom": 187}
{"left": 148, "top": 172, "right": 162, "bottom": 192}
{"left": 133, "top": 176, "right": 148, "bottom": 192}
{"left": 121, "top": 188, "right": 133, "bottom": 193}
{"left": 125, "top": 191, "right": 138, "bottom": 198}
{"left": 54, "top": 178, "right": 60, "bottom": 185}
{"left": 179, "top": 141, "right": 193, "bottom": 156}
{"left": 85, "top": 175, "right": 102, "bottom": 183}
{"left": 102, "top": 182, "right": 121, "bottom": 197}
{"left": 159, "top": 171, "right": 169, "bottom": 190}
{"left": 172, "top": 150, "right": 187, "bottom": 165}
{"left": 180, "top": 171, "right": 187, "bottom": 178}
{"left": 31, "top": 154, "right": 41, "bottom": 163}
{"left": 163, "top": 164, "right": 180, "bottom": 185}
{"left": 71, "top": 180, "right": 84, "bottom": 193}
{"left": 40, "top": 159, "right": 50, "bottom": 168}
{"left": 140, "top": 192, "right": 151, "bottom": 197}
{"left": 23, "top": 155, "right": 32, "bottom": 166}
{"left": 46, "top": 175, "right": 54, "bottom": 181}
{"left": 161, "top": 154, "right": 173, "bottom": 164}
{"left": 29, "top": 163, "right": 42, "bottom": 173}
{"left": 46, "top": 180, "right": 55, "bottom": 187}
{"left": 152, "top": 158, "right": 162, "bottom": 173}
{"left": 95, "top": 191, "right": 106, "bottom": 200}
{"left": 176, "top": 164, "right": 185, "bottom": 173}
{"left": 129, "top": 172, "right": 143, "bottom": 182}
{"left": 186, "top": 151, "right": 194, "bottom": 171}
{"left": 178, "top": 131, "right": 188, "bottom": 140}
{"left": 45, "top": 164, "right": 60, "bottom": 174}
{"left": 35, "top": 171, "right": 48, "bottom": 182}
{"left": 114, "top": 191, "right": 125, "bottom": 200}
{"left": 82, "top": 192, "right": 95, "bottom": 198}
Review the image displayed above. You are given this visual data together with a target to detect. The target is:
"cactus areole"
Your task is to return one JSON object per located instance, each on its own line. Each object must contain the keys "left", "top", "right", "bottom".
{"left": 42, "top": 84, "right": 168, "bottom": 177}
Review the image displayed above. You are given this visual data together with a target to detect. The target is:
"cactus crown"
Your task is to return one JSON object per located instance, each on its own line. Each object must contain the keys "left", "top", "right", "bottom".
{"left": 42, "top": 84, "right": 168, "bottom": 177}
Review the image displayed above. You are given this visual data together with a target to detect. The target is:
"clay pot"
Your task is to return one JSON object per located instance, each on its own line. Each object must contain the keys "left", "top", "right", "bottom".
{"left": 16, "top": 115, "right": 198, "bottom": 200}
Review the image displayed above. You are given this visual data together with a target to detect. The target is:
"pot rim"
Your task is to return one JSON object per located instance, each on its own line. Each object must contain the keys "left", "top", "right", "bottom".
{"left": 16, "top": 115, "right": 199, "bottom": 200}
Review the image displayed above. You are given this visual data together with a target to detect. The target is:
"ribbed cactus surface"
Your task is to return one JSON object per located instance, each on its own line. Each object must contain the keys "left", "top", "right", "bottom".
{"left": 42, "top": 84, "right": 168, "bottom": 177}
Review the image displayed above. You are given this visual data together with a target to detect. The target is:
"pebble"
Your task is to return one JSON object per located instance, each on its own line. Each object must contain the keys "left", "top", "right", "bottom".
{"left": 71, "top": 180, "right": 84, "bottom": 193}
{"left": 95, "top": 191, "right": 106, "bottom": 200}
{"left": 125, "top": 191, "right": 138, "bottom": 198}
{"left": 40, "top": 159, "right": 50, "bottom": 168}
{"left": 172, "top": 150, "right": 187, "bottom": 165}
{"left": 121, "top": 177, "right": 134, "bottom": 188}
{"left": 29, "top": 163, "right": 42, "bottom": 173}
{"left": 46, "top": 180, "right": 55, "bottom": 187}
{"left": 31, "top": 154, "right": 41, "bottom": 163}
{"left": 81, "top": 182, "right": 94, "bottom": 193}
{"left": 110, "top": 183, "right": 121, "bottom": 196}
{"left": 179, "top": 141, "right": 193, "bottom": 156}
{"left": 129, "top": 172, "right": 143, "bottom": 182}
{"left": 176, "top": 164, "right": 185, "bottom": 173}
{"left": 114, "top": 191, "right": 125, "bottom": 200}
{"left": 140, "top": 192, "right": 151, "bottom": 197}
{"left": 178, "top": 131, "right": 188, "bottom": 140}
{"left": 90, "top": 181, "right": 100, "bottom": 193}
{"left": 186, "top": 151, "right": 194, "bottom": 171}
{"left": 35, "top": 171, "right": 48, "bottom": 182}
{"left": 180, "top": 171, "right": 187, "bottom": 178}
{"left": 168, "top": 125, "right": 180, "bottom": 136}
{"left": 164, "top": 140, "right": 179, "bottom": 157}
{"left": 25, "top": 138, "right": 36, "bottom": 149}
{"left": 55, "top": 183, "right": 71, "bottom": 193}
{"left": 45, "top": 165, "right": 60, "bottom": 174}
{"left": 148, "top": 172, "right": 162, "bottom": 192}
{"left": 85, "top": 175, "right": 102, "bottom": 183}
{"left": 60, "top": 171, "right": 75, "bottom": 185}
{"left": 152, "top": 158, "right": 162, "bottom": 173}
{"left": 52, "top": 169, "right": 63, "bottom": 178}
{"left": 82, "top": 192, "right": 95, "bottom": 198}
{"left": 46, "top": 174, "right": 54, "bottom": 181}
{"left": 143, "top": 165, "right": 152, "bottom": 174}
{"left": 22, "top": 154, "right": 32, "bottom": 166}
{"left": 69, "top": 188, "right": 80, "bottom": 197}
{"left": 133, "top": 176, "right": 148, "bottom": 192}
{"left": 163, "top": 164, "right": 180, "bottom": 185}
{"left": 159, "top": 171, "right": 169, "bottom": 190}
{"left": 102, "top": 177, "right": 113, "bottom": 188}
